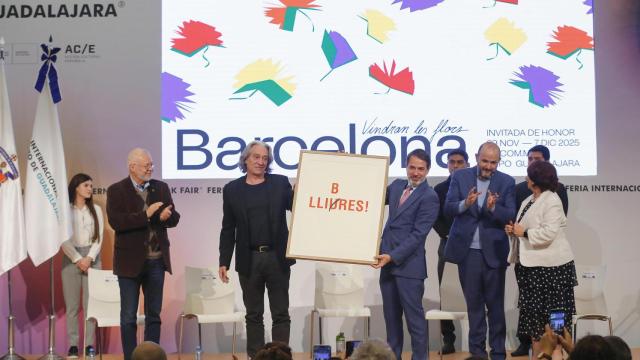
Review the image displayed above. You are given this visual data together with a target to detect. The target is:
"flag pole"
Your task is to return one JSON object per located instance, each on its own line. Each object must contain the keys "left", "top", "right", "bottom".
{"left": 0, "top": 270, "right": 25, "bottom": 360}
{"left": 38, "top": 258, "right": 63, "bottom": 360}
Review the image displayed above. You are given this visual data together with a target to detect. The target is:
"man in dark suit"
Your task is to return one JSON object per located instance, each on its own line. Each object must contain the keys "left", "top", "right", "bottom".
{"left": 374, "top": 149, "right": 440, "bottom": 360}
{"left": 510, "top": 144, "right": 569, "bottom": 357}
{"left": 219, "top": 141, "right": 294, "bottom": 358}
{"left": 444, "top": 142, "right": 515, "bottom": 360}
{"left": 106, "top": 148, "right": 180, "bottom": 360}
{"left": 433, "top": 148, "right": 469, "bottom": 355}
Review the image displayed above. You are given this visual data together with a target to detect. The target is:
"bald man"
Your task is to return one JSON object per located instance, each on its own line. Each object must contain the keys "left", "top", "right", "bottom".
{"left": 443, "top": 142, "right": 515, "bottom": 360}
{"left": 107, "top": 148, "right": 180, "bottom": 360}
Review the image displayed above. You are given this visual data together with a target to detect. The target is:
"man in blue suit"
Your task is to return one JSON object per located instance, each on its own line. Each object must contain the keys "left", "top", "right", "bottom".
{"left": 374, "top": 149, "right": 440, "bottom": 360}
{"left": 443, "top": 142, "right": 515, "bottom": 360}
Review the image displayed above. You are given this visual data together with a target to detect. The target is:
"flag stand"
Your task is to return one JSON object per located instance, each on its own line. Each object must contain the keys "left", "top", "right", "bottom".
{"left": 0, "top": 270, "right": 25, "bottom": 360}
{"left": 38, "top": 259, "right": 63, "bottom": 360}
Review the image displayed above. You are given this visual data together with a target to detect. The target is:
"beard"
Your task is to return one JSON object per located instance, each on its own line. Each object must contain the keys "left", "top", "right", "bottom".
{"left": 407, "top": 177, "right": 426, "bottom": 188}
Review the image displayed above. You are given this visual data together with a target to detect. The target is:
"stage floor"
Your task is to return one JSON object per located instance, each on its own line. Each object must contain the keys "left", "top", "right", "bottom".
{"left": 16, "top": 350, "right": 640, "bottom": 360}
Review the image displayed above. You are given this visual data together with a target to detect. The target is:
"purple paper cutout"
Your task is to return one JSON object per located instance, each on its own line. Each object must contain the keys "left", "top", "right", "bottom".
{"left": 329, "top": 31, "right": 357, "bottom": 68}
{"left": 583, "top": 0, "right": 593, "bottom": 14}
{"left": 161, "top": 72, "right": 195, "bottom": 123}
{"left": 511, "top": 65, "right": 564, "bottom": 108}
{"left": 391, "top": 0, "right": 445, "bottom": 12}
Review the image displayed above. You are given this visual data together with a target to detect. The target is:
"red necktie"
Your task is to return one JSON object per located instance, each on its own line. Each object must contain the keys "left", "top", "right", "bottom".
{"left": 399, "top": 187, "right": 412, "bottom": 207}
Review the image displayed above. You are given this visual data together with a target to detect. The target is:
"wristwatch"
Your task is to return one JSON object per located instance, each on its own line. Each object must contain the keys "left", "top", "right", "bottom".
{"left": 537, "top": 352, "right": 552, "bottom": 360}
{"left": 524, "top": 230, "right": 529, "bottom": 238}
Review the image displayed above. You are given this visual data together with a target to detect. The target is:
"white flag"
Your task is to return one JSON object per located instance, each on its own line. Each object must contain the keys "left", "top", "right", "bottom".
{"left": 24, "top": 82, "right": 72, "bottom": 266}
{"left": 0, "top": 48, "right": 27, "bottom": 275}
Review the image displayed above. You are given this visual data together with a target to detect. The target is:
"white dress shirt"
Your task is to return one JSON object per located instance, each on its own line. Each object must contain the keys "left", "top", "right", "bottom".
{"left": 61, "top": 204, "right": 104, "bottom": 263}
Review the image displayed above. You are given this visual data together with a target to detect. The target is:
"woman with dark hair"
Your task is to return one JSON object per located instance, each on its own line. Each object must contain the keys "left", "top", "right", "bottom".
{"left": 61, "top": 173, "right": 104, "bottom": 357}
{"left": 505, "top": 161, "right": 577, "bottom": 359}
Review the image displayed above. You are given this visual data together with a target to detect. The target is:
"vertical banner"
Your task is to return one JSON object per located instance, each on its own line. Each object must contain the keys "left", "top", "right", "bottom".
{"left": 0, "top": 44, "right": 27, "bottom": 274}
{"left": 24, "top": 80, "right": 72, "bottom": 266}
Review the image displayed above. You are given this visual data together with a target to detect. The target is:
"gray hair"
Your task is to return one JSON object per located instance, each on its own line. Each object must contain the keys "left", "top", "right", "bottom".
{"left": 127, "top": 148, "right": 151, "bottom": 166}
{"left": 350, "top": 339, "right": 395, "bottom": 360}
{"left": 238, "top": 141, "right": 273, "bottom": 173}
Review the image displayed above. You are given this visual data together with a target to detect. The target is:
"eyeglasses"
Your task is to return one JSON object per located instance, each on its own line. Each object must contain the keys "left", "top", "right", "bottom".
{"left": 137, "top": 163, "right": 154, "bottom": 170}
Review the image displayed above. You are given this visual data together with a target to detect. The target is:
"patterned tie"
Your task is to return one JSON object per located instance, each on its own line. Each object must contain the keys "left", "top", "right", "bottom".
{"left": 398, "top": 186, "right": 413, "bottom": 207}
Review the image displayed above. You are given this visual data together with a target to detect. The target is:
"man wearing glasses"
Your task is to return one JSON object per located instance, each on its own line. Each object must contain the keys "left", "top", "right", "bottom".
{"left": 107, "top": 148, "right": 180, "bottom": 360}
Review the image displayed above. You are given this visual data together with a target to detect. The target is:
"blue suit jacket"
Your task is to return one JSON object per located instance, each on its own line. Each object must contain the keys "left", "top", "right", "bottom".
{"left": 443, "top": 167, "right": 516, "bottom": 269}
{"left": 380, "top": 178, "right": 440, "bottom": 280}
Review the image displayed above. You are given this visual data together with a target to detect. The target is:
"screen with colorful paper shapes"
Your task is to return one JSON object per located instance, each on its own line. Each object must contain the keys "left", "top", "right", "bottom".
{"left": 162, "top": 0, "right": 596, "bottom": 178}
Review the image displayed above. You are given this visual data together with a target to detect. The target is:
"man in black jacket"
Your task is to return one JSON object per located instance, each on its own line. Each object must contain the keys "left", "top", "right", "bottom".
{"left": 510, "top": 144, "right": 569, "bottom": 357}
{"left": 433, "top": 149, "right": 469, "bottom": 354}
{"left": 218, "top": 141, "right": 294, "bottom": 358}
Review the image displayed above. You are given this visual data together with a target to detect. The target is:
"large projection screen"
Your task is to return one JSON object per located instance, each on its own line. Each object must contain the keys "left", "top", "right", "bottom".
{"left": 162, "top": 0, "right": 596, "bottom": 178}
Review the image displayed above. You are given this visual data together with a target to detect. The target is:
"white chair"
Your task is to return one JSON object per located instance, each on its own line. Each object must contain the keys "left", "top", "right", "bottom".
{"left": 84, "top": 268, "right": 145, "bottom": 360}
{"left": 309, "top": 263, "right": 370, "bottom": 358}
{"left": 425, "top": 262, "right": 468, "bottom": 359}
{"left": 178, "top": 266, "right": 245, "bottom": 359}
{"left": 573, "top": 264, "right": 612, "bottom": 342}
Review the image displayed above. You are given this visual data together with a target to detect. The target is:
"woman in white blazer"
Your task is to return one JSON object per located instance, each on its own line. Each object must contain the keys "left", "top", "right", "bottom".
{"left": 505, "top": 161, "right": 576, "bottom": 359}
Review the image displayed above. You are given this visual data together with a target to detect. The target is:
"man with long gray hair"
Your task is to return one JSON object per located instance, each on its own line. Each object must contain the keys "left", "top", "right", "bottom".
{"left": 219, "top": 141, "right": 295, "bottom": 358}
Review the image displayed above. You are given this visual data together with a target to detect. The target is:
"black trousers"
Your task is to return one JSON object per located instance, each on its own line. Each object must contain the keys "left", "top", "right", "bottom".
{"left": 239, "top": 251, "right": 291, "bottom": 358}
{"left": 437, "top": 238, "right": 456, "bottom": 345}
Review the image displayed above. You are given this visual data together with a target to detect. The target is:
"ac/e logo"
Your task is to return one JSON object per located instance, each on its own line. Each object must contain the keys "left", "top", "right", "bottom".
{"left": 65, "top": 44, "right": 96, "bottom": 54}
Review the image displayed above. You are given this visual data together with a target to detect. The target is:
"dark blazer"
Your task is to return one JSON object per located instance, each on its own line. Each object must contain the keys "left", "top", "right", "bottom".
{"left": 219, "top": 174, "right": 294, "bottom": 276}
{"left": 515, "top": 181, "right": 568, "bottom": 215}
{"left": 107, "top": 177, "right": 180, "bottom": 277}
{"left": 433, "top": 176, "right": 453, "bottom": 239}
{"left": 380, "top": 179, "right": 439, "bottom": 280}
{"left": 443, "top": 167, "right": 515, "bottom": 268}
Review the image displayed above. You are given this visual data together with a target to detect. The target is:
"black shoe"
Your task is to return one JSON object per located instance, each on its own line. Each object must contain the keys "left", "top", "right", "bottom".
{"left": 85, "top": 346, "right": 96, "bottom": 357}
{"left": 510, "top": 342, "right": 531, "bottom": 357}
{"left": 440, "top": 342, "right": 455, "bottom": 355}
{"left": 67, "top": 346, "right": 79, "bottom": 358}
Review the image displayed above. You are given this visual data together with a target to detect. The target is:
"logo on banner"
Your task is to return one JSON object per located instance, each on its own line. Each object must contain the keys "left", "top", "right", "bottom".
{"left": 63, "top": 43, "right": 101, "bottom": 63}
{"left": 0, "top": 148, "right": 19, "bottom": 188}
{"left": 0, "top": 2, "right": 118, "bottom": 19}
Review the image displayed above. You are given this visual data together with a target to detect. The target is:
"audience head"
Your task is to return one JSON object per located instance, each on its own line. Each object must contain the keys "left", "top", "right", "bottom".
{"left": 570, "top": 335, "right": 616, "bottom": 360}
{"left": 604, "top": 336, "right": 632, "bottom": 360}
{"left": 131, "top": 341, "right": 167, "bottom": 360}
{"left": 350, "top": 339, "right": 395, "bottom": 360}
{"left": 527, "top": 160, "right": 559, "bottom": 192}
{"left": 253, "top": 341, "right": 292, "bottom": 360}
